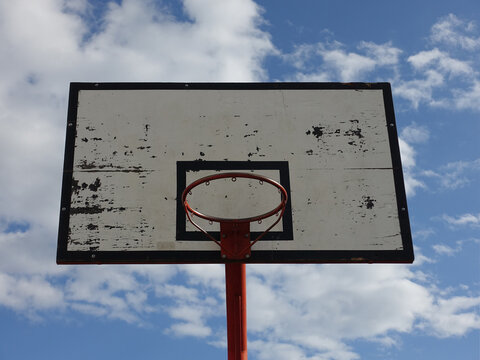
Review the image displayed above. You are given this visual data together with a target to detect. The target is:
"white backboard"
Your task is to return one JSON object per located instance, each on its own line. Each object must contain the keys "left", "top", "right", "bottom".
{"left": 57, "top": 83, "right": 413, "bottom": 264}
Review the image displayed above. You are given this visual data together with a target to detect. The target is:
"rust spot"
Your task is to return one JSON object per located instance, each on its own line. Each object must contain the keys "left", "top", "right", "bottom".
{"left": 350, "top": 257, "right": 366, "bottom": 262}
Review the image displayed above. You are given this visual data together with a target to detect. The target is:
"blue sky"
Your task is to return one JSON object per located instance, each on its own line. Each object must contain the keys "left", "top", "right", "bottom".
{"left": 0, "top": 0, "right": 479, "bottom": 359}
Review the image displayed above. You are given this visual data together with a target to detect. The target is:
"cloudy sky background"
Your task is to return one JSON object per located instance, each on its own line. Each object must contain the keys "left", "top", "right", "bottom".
{"left": 0, "top": 0, "right": 479, "bottom": 359}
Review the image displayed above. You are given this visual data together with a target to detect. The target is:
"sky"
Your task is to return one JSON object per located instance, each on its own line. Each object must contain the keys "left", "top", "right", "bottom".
{"left": 0, "top": 0, "right": 479, "bottom": 359}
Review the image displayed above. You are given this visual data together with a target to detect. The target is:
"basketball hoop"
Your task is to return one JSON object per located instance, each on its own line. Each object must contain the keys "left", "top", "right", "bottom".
{"left": 182, "top": 172, "right": 288, "bottom": 259}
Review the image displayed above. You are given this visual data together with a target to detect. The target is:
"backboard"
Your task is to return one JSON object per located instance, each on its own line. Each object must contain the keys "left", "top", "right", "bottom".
{"left": 57, "top": 82, "right": 414, "bottom": 264}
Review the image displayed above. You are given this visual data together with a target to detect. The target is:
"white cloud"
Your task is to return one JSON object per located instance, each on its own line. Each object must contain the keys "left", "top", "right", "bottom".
{"left": 394, "top": 69, "right": 444, "bottom": 109}
{"left": 432, "top": 244, "right": 458, "bottom": 256}
{"left": 169, "top": 321, "right": 212, "bottom": 338}
{"left": 0, "top": 225, "right": 63, "bottom": 276}
{"left": 398, "top": 138, "right": 425, "bottom": 196}
{"left": 421, "top": 296, "right": 480, "bottom": 337}
{"left": 413, "top": 228, "right": 435, "bottom": 240}
{"left": 166, "top": 302, "right": 214, "bottom": 337}
{"left": 442, "top": 213, "right": 480, "bottom": 227}
{"left": 320, "top": 48, "right": 376, "bottom": 81}
{"left": 408, "top": 48, "right": 473, "bottom": 76}
{"left": 64, "top": 266, "right": 158, "bottom": 323}
{"left": 392, "top": 14, "right": 480, "bottom": 111}
{"left": 82, "top": 0, "right": 274, "bottom": 82}
{"left": 156, "top": 266, "right": 225, "bottom": 338}
{"left": 284, "top": 19, "right": 480, "bottom": 112}
{"left": 63, "top": 0, "right": 90, "bottom": 14}
{"left": 432, "top": 238, "right": 479, "bottom": 257}
{"left": 452, "top": 79, "right": 480, "bottom": 111}
{"left": 359, "top": 41, "right": 402, "bottom": 66}
{"left": 243, "top": 264, "right": 480, "bottom": 359}
{"left": 400, "top": 123, "right": 430, "bottom": 144}
{"left": 430, "top": 14, "right": 480, "bottom": 51}
{"left": 0, "top": 273, "right": 65, "bottom": 320}
{"left": 286, "top": 41, "right": 401, "bottom": 82}
{"left": 423, "top": 158, "right": 480, "bottom": 190}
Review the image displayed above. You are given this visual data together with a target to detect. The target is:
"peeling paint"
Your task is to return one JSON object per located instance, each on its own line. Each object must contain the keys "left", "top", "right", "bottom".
{"left": 344, "top": 128, "right": 363, "bottom": 139}
{"left": 306, "top": 125, "right": 325, "bottom": 139}
{"left": 362, "top": 196, "right": 376, "bottom": 209}
{"left": 70, "top": 205, "right": 104, "bottom": 214}
{"left": 88, "top": 178, "right": 101, "bottom": 191}
{"left": 72, "top": 179, "right": 81, "bottom": 194}
{"left": 79, "top": 160, "right": 96, "bottom": 169}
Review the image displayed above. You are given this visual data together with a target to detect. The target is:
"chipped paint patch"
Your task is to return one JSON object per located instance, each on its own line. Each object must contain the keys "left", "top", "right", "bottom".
{"left": 362, "top": 196, "right": 376, "bottom": 209}
{"left": 70, "top": 205, "right": 104, "bottom": 214}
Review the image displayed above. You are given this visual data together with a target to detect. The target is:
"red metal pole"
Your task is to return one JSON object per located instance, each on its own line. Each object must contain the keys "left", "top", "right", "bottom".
{"left": 225, "top": 262, "right": 247, "bottom": 360}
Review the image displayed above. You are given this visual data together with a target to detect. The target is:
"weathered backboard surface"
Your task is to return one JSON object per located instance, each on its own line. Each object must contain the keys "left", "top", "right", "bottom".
{"left": 57, "top": 82, "right": 413, "bottom": 264}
